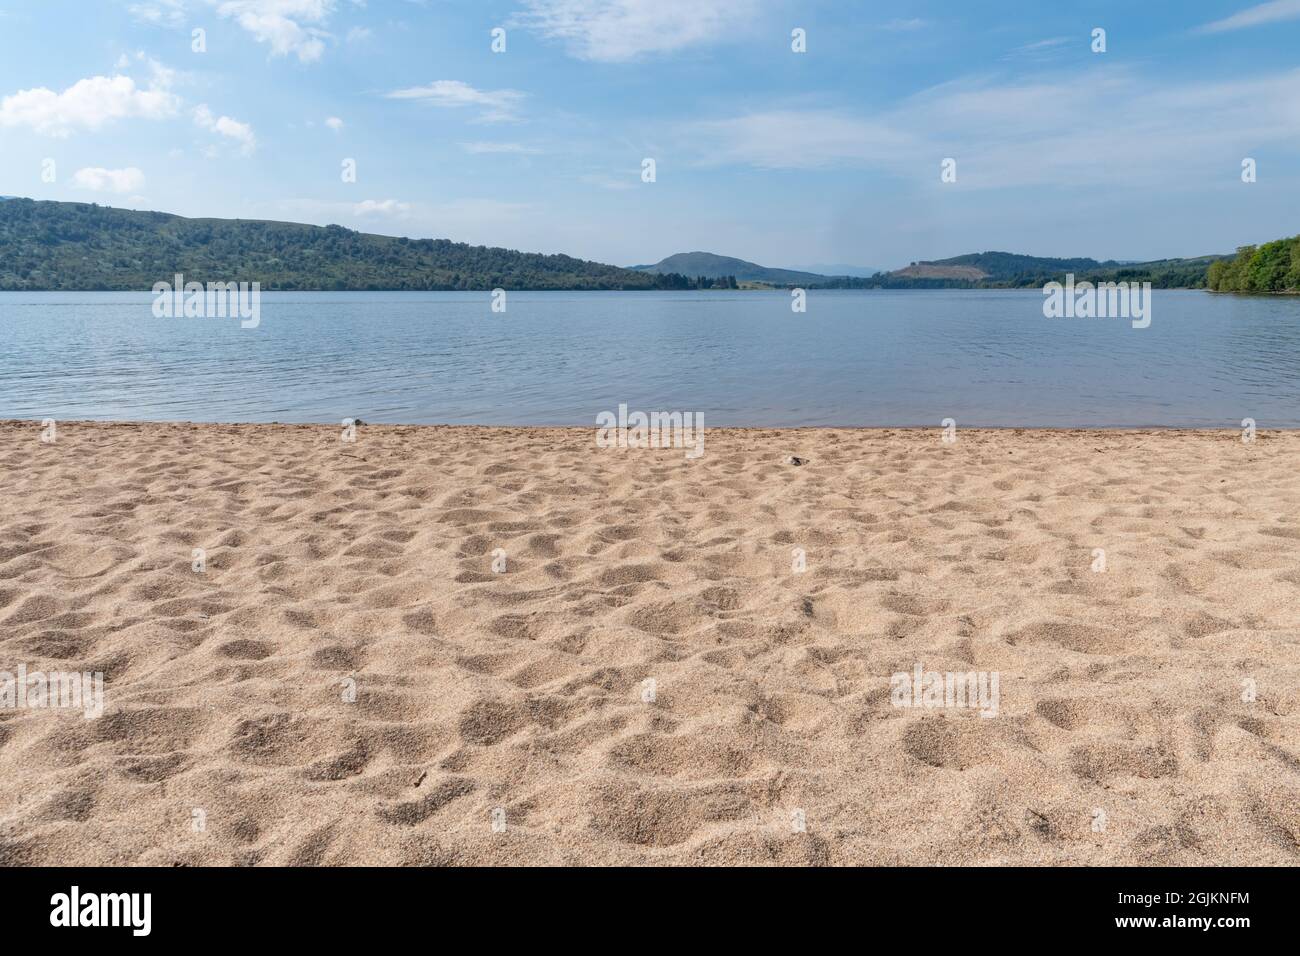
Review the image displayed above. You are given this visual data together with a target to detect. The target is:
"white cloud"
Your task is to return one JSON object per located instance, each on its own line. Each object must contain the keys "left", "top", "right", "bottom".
{"left": 386, "top": 80, "right": 525, "bottom": 122}
{"left": 511, "top": 0, "right": 761, "bottom": 62}
{"left": 346, "top": 25, "right": 372, "bottom": 43}
{"left": 213, "top": 0, "right": 336, "bottom": 63}
{"left": 73, "top": 167, "right": 147, "bottom": 193}
{"left": 459, "top": 141, "right": 540, "bottom": 154}
{"left": 354, "top": 199, "right": 411, "bottom": 215}
{"left": 194, "top": 103, "right": 257, "bottom": 154}
{"left": 325, "top": 115, "right": 344, "bottom": 131}
{"left": 1198, "top": 0, "right": 1300, "bottom": 33}
{"left": 0, "top": 74, "right": 180, "bottom": 136}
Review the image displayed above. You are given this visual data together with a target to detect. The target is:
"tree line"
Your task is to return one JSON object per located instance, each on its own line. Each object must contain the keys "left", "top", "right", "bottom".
{"left": 1206, "top": 236, "right": 1300, "bottom": 293}
{"left": 0, "top": 199, "right": 731, "bottom": 292}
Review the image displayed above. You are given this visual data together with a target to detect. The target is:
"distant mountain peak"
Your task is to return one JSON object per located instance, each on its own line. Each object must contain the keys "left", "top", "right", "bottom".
{"left": 632, "top": 251, "right": 830, "bottom": 285}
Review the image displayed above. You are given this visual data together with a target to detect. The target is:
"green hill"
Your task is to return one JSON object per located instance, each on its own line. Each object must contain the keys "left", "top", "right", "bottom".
{"left": 0, "top": 198, "right": 679, "bottom": 291}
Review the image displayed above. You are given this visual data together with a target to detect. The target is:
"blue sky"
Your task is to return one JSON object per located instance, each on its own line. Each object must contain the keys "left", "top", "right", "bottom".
{"left": 2, "top": 0, "right": 1300, "bottom": 270}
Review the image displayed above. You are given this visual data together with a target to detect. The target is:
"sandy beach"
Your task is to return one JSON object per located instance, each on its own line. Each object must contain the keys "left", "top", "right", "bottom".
{"left": 1, "top": 421, "right": 1298, "bottom": 866}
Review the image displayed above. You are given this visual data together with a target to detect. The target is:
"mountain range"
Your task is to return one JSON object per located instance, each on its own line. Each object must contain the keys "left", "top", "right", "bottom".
{"left": 631, "top": 250, "right": 1229, "bottom": 289}
{"left": 0, "top": 198, "right": 1229, "bottom": 291}
{"left": 878, "top": 251, "right": 1228, "bottom": 289}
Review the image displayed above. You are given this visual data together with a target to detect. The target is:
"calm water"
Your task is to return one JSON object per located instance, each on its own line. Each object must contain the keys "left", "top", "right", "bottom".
{"left": 2, "top": 289, "right": 1299, "bottom": 427}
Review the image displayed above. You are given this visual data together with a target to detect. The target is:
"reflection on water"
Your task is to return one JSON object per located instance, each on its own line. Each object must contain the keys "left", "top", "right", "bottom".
{"left": 2, "top": 289, "right": 1299, "bottom": 427}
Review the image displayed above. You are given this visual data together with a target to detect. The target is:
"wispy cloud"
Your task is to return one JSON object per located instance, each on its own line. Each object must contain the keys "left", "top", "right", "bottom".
{"left": 688, "top": 109, "right": 917, "bottom": 171}
{"left": 1004, "top": 36, "right": 1072, "bottom": 61}
{"left": 459, "top": 141, "right": 540, "bottom": 154}
{"left": 880, "top": 17, "right": 929, "bottom": 32}
{"left": 386, "top": 80, "right": 525, "bottom": 122}
{"left": 511, "top": 0, "right": 762, "bottom": 62}
{"left": 1197, "top": 0, "right": 1300, "bottom": 33}
{"left": 128, "top": 0, "right": 187, "bottom": 27}
{"left": 686, "top": 66, "right": 1300, "bottom": 188}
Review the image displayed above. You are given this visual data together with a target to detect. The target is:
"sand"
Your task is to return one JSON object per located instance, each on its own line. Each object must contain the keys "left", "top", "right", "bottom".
{"left": 1, "top": 421, "right": 1298, "bottom": 866}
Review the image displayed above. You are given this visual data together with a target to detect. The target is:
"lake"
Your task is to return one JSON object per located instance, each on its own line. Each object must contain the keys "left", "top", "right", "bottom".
{"left": 2, "top": 289, "right": 1298, "bottom": 427}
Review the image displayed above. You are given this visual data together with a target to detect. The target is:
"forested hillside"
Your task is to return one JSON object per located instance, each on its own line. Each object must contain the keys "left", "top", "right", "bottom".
{"left": 0, "top": 199, "right": 683, "bottom": 291}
